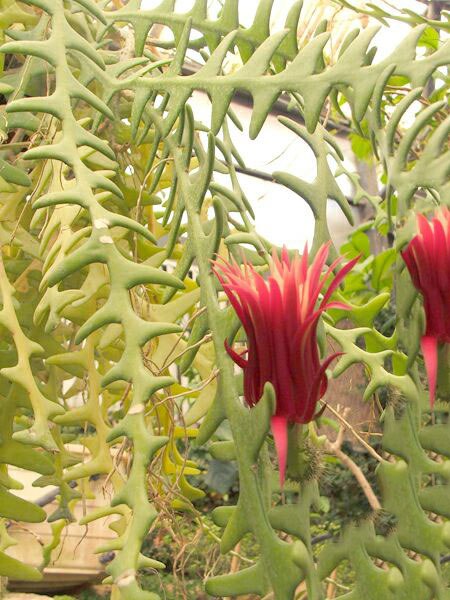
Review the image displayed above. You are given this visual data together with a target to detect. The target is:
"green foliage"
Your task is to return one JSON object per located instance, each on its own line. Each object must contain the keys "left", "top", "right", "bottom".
{"left": 320, "top": 442, "right": 381, "bottom": 524}
{"left": 0, "top": 1, "right": 448, "bottom": 599}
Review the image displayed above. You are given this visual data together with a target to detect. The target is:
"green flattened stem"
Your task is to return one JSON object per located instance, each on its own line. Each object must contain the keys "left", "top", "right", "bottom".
{"left": 437, "top": 344, "right": 450, "bottom": 402}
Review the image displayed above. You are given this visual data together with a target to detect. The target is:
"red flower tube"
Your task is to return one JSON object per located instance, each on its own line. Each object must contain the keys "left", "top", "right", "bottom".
{"left": 212, "top": 243, "right": 358, "bottom": 484}
{"left": 402, "top": 208, "right": 450, "bottom": 408}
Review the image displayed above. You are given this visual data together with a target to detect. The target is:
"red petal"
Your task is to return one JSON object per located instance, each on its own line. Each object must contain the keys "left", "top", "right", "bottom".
{"left": 325, "top": 301, "right": 351, "bottom": 311}
{"left": 307, "top": 243, "right": 330, "bottom": 304}
{"left": 298, "top": 352, "right": 341, "bottom": 423}
{"left": 417, "top": 213, "right": 431, "bottom": 237}
{"left": 271, "top": 415, "right": 288, "bottom": 487}
{"left": 281, "top": 245, "right": 290, "bottom": 266}
{"left": 321, "top": 255, "right": 360, "bottom": 308}
{"left": 401, "top": 245, "right": 421, "bottom": 289}
{"left": 224, "top": 340, "right": 248, "bottom": 369}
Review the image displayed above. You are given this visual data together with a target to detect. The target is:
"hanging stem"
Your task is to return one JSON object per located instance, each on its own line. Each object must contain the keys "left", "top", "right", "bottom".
{"left": 144, "top": 106, "right": 303, "bottom": 598}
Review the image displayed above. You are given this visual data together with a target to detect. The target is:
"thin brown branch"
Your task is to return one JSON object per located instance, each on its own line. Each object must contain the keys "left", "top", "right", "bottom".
{"left": 156, "top": 333, "right": 213, "bottom": 374}
{"left": 324, "top": 413, "right": 381, "bottom": 511}
{"left": 320, "top": 400, "right": 385, "bottom": 463}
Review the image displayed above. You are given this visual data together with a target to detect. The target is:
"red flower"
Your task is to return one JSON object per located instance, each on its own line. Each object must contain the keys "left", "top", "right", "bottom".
{"left": 212, "top": 243, "right": 358, "bottom": 484}
{"left": 402, "top": 208, "right": 450, "bottom": 408}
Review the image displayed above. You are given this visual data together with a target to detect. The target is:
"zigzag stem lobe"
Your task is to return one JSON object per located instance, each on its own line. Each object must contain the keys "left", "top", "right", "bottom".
{"left": 145, "top": 105, "right": 303, "bottom": 598}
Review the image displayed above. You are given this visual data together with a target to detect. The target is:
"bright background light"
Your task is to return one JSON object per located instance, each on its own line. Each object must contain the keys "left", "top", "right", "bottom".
{"left": 138, "top": 0, "right": 428, "bottom": 249}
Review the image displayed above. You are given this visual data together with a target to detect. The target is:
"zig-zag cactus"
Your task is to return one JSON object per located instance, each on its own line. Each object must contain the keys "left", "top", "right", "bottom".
{"left": 0, "top": 1, "right": 449, "bottom": 599}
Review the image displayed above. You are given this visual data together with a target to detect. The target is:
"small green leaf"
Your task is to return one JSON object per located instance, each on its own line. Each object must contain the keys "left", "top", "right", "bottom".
{"left": 418, "top": 26, "right": 439, "bottom": 51}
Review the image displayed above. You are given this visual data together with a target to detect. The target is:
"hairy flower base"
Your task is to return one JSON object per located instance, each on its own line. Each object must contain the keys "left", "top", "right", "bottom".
{"left": 213, "top": 243, "right": 358, "bottom": 484}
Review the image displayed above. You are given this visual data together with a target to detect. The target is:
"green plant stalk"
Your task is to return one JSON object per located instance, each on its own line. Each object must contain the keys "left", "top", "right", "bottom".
{"left": 1, "top": 2, "right": 183, "bottom": 597}
{"left": 147, "top": 107, "right": 306, "bottom": 598}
